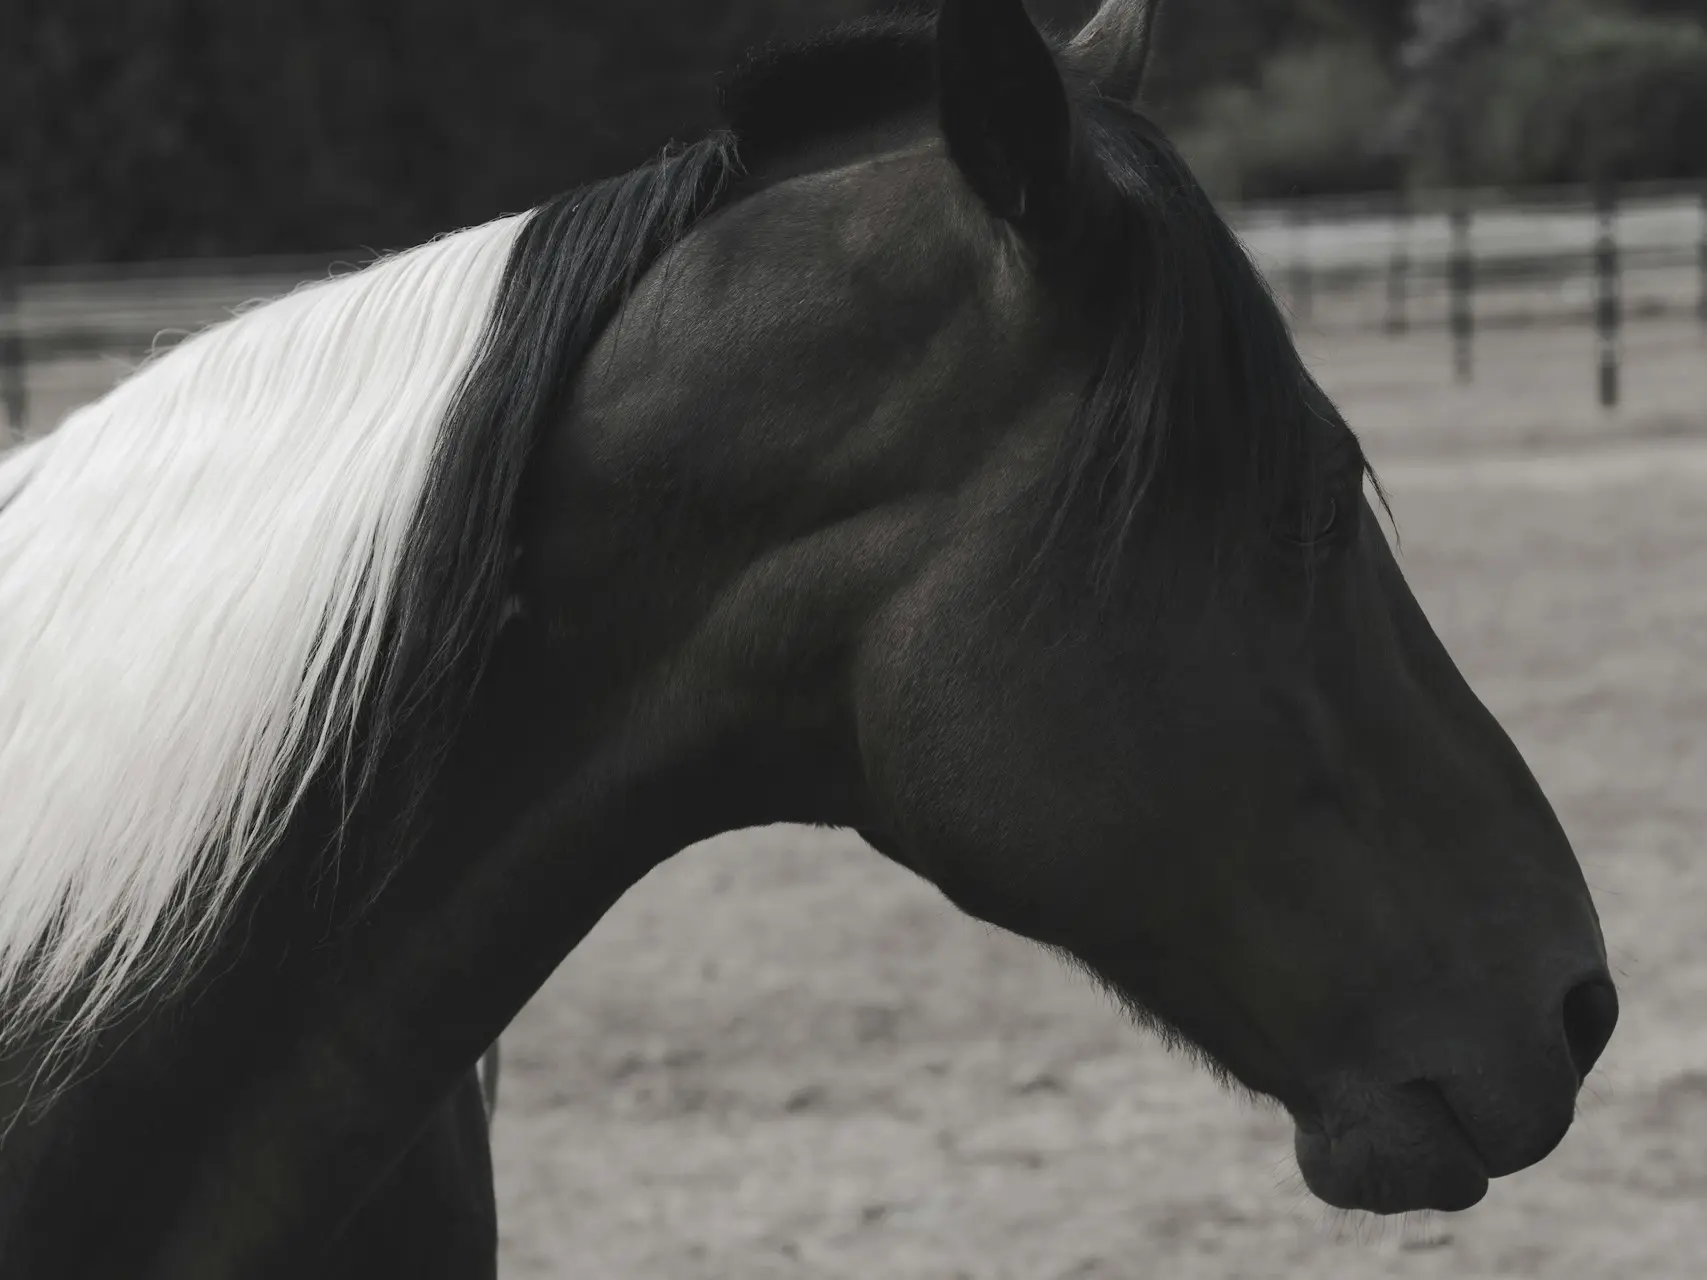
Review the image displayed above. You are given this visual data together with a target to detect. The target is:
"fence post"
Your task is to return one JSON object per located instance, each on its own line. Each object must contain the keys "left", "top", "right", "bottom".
{"left": 1385, "top": 191, "right": 1411, "bottom": 336}
{"left": 1594, "top": 180, "right": 1621, "bottom": 410}
{"left": 0, "top": 269, "right": 25, "bottom": 442}
{"left": 1288, "top": 204, "right": 1313, "bottom": 324}
{"left": 1448, "top": 200, "right": 1474, "bottom": 383}
{"left": 1697, "top": 181, "right": 1706, "bottom": 328}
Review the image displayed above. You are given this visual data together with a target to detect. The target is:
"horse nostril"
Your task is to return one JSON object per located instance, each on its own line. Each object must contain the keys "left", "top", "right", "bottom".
{"left": 1561, "top": 976, "right": 1619, "bottom": 1081}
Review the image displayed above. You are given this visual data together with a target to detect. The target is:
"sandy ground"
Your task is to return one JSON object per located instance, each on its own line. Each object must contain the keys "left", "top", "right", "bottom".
{"left": 12, "top": 303, "right": 1707, "bottom": 1278}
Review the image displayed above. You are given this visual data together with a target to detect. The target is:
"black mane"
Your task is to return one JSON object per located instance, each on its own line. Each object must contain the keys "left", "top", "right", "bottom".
{"left": 361, "top": 133, "right": 743, "bottom": 869}
{"left": 366, "top": 10, "right": 956, "bottom": 857}
{"left": 1038, "top": 97, "right": 1373, "bottom": 597}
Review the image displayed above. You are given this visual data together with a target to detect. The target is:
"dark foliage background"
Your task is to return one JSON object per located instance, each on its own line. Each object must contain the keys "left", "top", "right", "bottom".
{"left": 3, "top": 0, "right": 1703, "bottom": 267}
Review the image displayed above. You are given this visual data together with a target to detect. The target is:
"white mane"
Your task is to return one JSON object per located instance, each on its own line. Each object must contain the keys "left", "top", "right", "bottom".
{"left": 0, "top": 213, "right": 525, "bottom": 1055}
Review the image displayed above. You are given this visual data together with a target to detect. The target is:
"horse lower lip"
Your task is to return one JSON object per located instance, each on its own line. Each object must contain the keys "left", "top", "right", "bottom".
{"left": 1292, "top": 1096, "right": 1491, "bottom": 1215}
{"left": 1400, "top": 1077, "right": 1495, "bottom": 1168}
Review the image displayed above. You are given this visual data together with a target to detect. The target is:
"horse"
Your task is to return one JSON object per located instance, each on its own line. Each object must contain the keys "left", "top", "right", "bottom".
{"left": 0, "top": 0, "right": 1617, "bottom": 1274}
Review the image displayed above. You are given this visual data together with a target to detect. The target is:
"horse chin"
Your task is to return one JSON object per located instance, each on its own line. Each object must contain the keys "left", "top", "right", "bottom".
{"left": 1290, "top": 1081, "right": 1490, "bottom": 1214}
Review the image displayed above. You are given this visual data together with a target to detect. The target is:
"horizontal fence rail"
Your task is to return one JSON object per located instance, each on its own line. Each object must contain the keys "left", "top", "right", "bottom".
{"left": 4, "top": 180, "right": 1706, "bottom": 440}
{"left": 1227, "top": 180, "right": 1706, "bottom": 409}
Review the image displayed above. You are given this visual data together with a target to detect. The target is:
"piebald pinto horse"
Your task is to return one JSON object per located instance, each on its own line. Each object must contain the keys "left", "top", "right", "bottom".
{"left": 0, "top": 1, "right": 1615, "bottom": 1274}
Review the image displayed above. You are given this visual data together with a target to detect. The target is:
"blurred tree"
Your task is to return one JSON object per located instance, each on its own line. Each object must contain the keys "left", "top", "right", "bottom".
{"left": 1471, "top": 2, "right": 1707, "bottom": 183}
{"left": 1145, "top": 0, "right": 1416, "bottom": 199}
{"left": 1, "top": 0, "right": 871, "bottom": 267}
{"left": 1395, "top": 0, "right": 1707, "bottom": 185}
{"left": 4, "top": 0, "right": 1701, "bottom": 266}
{"left": 1393, "top": 0, "right": 1533, "bottom": 182}
{"left": 1620, "top": 0, "right": 1707, "bottom": 18}
{"left": 1176, "top": 41, "right": 1405, "bottom": 199}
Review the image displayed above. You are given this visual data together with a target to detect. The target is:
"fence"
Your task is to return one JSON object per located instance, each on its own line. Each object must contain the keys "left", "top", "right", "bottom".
{"left": 4, "top": 180, "right": 1707, "bottom": 441}
{"left": 1229, "top": 179, "right": 1707, "bottom": 410}
{"left": 0, "top": 253, "right": 344, "bottom": 444}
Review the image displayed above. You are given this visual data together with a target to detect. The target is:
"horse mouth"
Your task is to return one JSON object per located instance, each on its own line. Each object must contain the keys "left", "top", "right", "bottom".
{"left": 1290, "top": 1080, "right": 1490, "bottom": 1214}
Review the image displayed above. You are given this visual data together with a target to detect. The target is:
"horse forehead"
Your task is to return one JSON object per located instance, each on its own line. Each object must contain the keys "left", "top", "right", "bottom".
{"left": 653, "top": 162, "right": 1047, "bottom": 376}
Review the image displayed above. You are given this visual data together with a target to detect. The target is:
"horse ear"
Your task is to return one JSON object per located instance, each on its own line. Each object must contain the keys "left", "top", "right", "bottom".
{"left": 936, "top": 0, "right": 1073, "bottom": 233}
{"left": 1067, "top": 0, "right": 1162, "bottom": 103}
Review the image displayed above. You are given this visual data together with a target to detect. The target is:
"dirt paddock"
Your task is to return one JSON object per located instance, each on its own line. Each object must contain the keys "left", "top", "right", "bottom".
{"left": 16, "top": 313, "right": 1707, "bottom": 1278}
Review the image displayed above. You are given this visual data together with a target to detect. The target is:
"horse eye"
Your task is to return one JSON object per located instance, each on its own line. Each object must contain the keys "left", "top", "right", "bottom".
{"left": 1307, "top": 497, "right": 1339, "bottom": 541}
{"left": 1281, "top": 496, "right": 1340, "bottom": 548}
